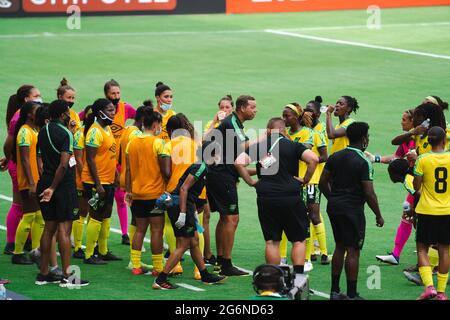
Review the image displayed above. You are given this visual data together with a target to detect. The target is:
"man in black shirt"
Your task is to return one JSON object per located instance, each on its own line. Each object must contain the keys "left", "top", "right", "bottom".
{"left": 205, "top": 95, "right": 257, "bottom": 276}
{"left": 36, "top": 100, "right": 88, "bottom": 288}
{"left": 319, "top": 122, "right": 384, "bottom": 300}
{"left": 235, "top": 117, "right": 318, "bottom": 291}
{"left": 153, "top": 143, "right": 226, "bottom": 289}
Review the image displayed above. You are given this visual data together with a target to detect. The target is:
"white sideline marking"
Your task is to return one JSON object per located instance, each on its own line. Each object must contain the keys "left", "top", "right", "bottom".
{"left": 0, "top": 21, "right": 449, "bottom": 39}
{"left": 176, "top": 283, "right": 205, "bottom": 292}
{"left": 0, "top": 195, "right": 13, "bottom": 202}
{"left": 0, "top": 225, "right": 6, "bottom": 231}
{"left": 310, "top": 289, "right": 331, "bottom": 299}
{"left": 264, "top": 29, "right": 450, "bottom": 61}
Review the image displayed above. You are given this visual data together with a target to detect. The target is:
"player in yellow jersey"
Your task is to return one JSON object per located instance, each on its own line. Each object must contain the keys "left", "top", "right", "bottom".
{"left": 413, "top": 127, "right": 450, "bottom": 300}
{"left": 82, "top": 99, "right": 121, "bottom": 265}
{"left": 125, "top": 110, "right": 171, "bottom": 276}
{"left": 11, "top": 102, "right": 45, "bottom": 265}
{"left": 56, "top": 78, "right": 80, "bottom": 134}
{"left": 326, "top": 96, "right": 359, "bottom": 155}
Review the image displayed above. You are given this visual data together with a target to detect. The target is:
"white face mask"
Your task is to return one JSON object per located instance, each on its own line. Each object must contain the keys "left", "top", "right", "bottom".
{"left": 160, "top": 103, "right": 172, "bottom": 112}
{"left": 99, "top": 110, "right": 114, "bottom": 124}
{"left": 155, "top": 127, "right": 162, "bottom": 136}
{"left": 33, "top": 98, "right": 43, "bottom": 104}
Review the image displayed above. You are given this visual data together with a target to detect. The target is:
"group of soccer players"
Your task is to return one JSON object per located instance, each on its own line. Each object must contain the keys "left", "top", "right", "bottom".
{"left": 0, "top": 78, "right": 448, "bottom": 300}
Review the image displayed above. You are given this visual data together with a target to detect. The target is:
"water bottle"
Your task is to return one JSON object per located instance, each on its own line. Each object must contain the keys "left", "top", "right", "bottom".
{"left": 0, "top": 284, "right": 6, "bottom": 300}
{"left": 403, "top": 201, "right": 411, "bottom": 212}
{"left": 421, "top": 118, "right": 431, "bottom": 129}
{"left": 320, "top": 105, "right": 328, "bottom": 113}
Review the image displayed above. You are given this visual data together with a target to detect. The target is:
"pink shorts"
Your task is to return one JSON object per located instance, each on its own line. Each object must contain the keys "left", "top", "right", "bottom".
{"left": 8, "top": 160, "right": 19, "bottom": 193}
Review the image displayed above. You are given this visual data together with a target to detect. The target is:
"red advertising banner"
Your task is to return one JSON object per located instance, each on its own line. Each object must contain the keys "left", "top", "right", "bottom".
{"left": 23, "top": 0, "right": 177, "bottom": 13}
{"left": 226, "top": 0, "right": 450, "bottom": 14}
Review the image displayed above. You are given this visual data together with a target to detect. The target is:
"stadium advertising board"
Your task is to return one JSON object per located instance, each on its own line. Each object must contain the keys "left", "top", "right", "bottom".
{"left": 226, "top": 0, "right": 450, "bottom": 14}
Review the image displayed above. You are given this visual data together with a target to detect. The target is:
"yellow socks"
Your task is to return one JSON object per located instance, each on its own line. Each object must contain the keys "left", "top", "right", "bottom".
{"left": 428, "top": 247, "right": 439, "bottom": 269}
{"left": 313, "top": 222, "right": 328, "bottom": 256}
{"left": 280, "top": 232, "right": 288, "bottom": 260}
{"left": 198, "top": 212, "right": 205, "bottom": 255}
{"left": 164, "top": 212, "right": 176, "bottom": 253}
{"left": 419, "top": 266, "right": 434, "bottom": 288}
{"left": 129, "top": 224, "right": 136, "bottom": 252}
{"left": 131, "top": 249, "right": 142, "bottom": 269}
{"left": 14, "top": 212, "right": 36, "bottom": 254}
{"left": 31, "top": 210, "right": 45, "bottom": 250}
{"left": 73, "top": 216, "right": 86, "bottom": 251}
{"left": 152, "top": 254, "right": 164, "bottom": 273}
{"left": 98, "top": 218, "right": 111, "bottom": 256}
{"left": 305, "top": 223, "right": 314, "bottom": 261}
{"left": 85, "top": 218, "right": 102, "bottom": 259}
{"left": 437, "top": 272, "right": 448, "bottom": 293}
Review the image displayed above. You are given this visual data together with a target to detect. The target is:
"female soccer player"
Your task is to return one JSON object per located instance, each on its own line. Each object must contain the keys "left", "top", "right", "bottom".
{"left": 82, "top": 98, "right": 120, "bottom": 265}
{"left": 204, "top": 95, "right": 234, "bottom": 134}
{"left": 11, "top": 102, "right": 45, "bottom": 265}
{"left": 125, "top": 110, "right": 170, "bottom": 276}
{"left": 56, "top": 78, "right": 80, "bottom": 134}
{"left": 3, "top": 85, "right": 41, "bottom": 255}
{"left": 326, "top": 96, "right": 359, "bottom": 155}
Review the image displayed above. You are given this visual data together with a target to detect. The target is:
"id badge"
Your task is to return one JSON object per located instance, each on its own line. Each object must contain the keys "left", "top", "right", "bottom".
{"left": 69, "top": 156, "right": 77, "bottom": 168}
{"left": 259, "top": 153, "right": 277, "bottom": 169}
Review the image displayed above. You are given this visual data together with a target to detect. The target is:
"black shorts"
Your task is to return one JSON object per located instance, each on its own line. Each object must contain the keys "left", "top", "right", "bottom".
{"left": 304, "top": 184, "right": 321, "bottom": 205}
{"left": 167, "top": 203, "right": 197, "bottom": 238}
{"left": 257, "top": 196, "right": 309, "bottom": 243}
{"left": 19, "top": 189, "right": 33, "bottom": 201}
{"left": 131, "top": 199, "right": 162, "bottom": 218}
{"left": 206, "top": 172, "right": 239, "bottom": 215}
{"left": 195, "top": 198, "right": 207, "bottom": 211}
{"left": 416, "top": 214, "right": 450, "bottom": 245}
{"left": 82, "top": 183, "right": 115, "bottom": 214}
{"left": 37, "top": 178, "right": 79, "bottom": 223}
{"left": 328, "top": 210, "right": 366, "bottom": 250}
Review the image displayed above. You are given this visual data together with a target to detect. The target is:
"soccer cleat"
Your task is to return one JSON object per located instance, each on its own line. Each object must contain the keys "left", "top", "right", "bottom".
{"left": 169, "top": 264, "right": 183, "bottom": 276}
{"left": 60, "top": 274, "right": 90, "bottom": 288}
{"left": 304, "top": 261, "right": 314, "bottom": 273}
{"left": 0, "top": 279, "right": 11, "bottom": 285}
{"left": 29, "top": 249, "right": 42, "bottom": 269}
{"left": 204, "top": 255, "right": 217, "bottom": 266}
{"left": 202, "top": 274, "right": 227, "bottom": 285}
{"left": 403, "top": 264, "right": 418, "bottom": 273}
{"left": 126, "top": 261, "right": 153, "bottom": 271}
{"left": 132, "top": 267, "right": 151, "bottom": 276}
{"left": 73, "top": 248, "right": 86, "bottom": 260}
{"left": 84, "top": 256, "right": 107, "bottom": 265}
{"left": 435, "top": 293, "right": 448, "bottom": 301}
{"left": 50, "top": 267, "right": 64, "bottom": 278}
{"left": 24, "top": 239, "right": 32, "bottom": 252}
{"left": 194, "top": 268, "right": 201, "bottom": 280}
{"left": 280, "top": 257, "right": 288, "bottom": 266}
{"left": 11, "top": 253, "right": 33, "bottom": 265}
{"left": 347, "top": 294, "right": 365, "bottom": 300}
{"left": 330, "top": 291, "right": 348, "bottom": 300}
{"left": 98, "top": 251, "right": 122, "bottom": 261}
{"left": 376, "top": 253, "right": 399, "bottom": 265}
{"left": 152, "top": 279, "right": 179, "bottom": 290}
{"left": 3, "top": 242, "right": 14, "bottom": 255}
{"left": 121, "top": 234, "right": 130, "bottom": 246}
{"left": 320, "top": 255, "right": 331, "bottom": 265}
{"left": 151, "top": 270, "right": 161, "bottom": 277}
{"left": 213, "top": 262, "right": 221, "bottom": 274}
{"left": 403, "top": 271, "right": 423, "bottom": 286}
{"left": 417, "top": 286, "right": 437, "bottom": 300}
{"left": 219, "top": 266, "right": 249, "bottom": 277}
{"left": 35, "top": 272, "right": 63, "bottom": 286}
{"left": 310, "top": 254, "right": 317, "bottom": 262}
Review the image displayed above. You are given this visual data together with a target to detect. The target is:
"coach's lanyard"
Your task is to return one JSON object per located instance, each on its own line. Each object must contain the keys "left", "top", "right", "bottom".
{"left": 46, "top": 124, "right": 60, "bottom": 154}
{"left": 260, "top": 137, "right": 283, "bottom": 169}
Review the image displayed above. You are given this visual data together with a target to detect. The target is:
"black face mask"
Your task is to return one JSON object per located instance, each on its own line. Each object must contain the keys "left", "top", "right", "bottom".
{"left": 111, "top": 98, "right": 120, "bottom": 106}
{"left": 67, "top": 102, "right": 74, "bottom": 108}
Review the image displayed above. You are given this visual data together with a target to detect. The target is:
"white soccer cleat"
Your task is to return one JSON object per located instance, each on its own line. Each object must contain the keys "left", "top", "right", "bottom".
{"left": 304, "top": 261, "right": 314, "bottom": 273}
{"left": 376, "top": 253, "right": 399, "bottom": 265}
{"left": 280, "top": 257, "right": 288, "bottom": 266}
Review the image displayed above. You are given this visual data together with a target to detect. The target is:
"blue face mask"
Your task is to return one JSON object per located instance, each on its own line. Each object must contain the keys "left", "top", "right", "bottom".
{"left": 160, "top": 103, "right": 172, "bottom": 112}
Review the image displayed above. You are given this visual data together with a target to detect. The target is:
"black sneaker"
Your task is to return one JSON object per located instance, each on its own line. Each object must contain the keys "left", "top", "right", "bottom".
{"left": 164, "top": 250, "right": 171, "bottom": 259}
{"left": 310, "top": 254, "right": 317, "bottom": 262}
{"left": 98, "top": 251, "right": 122, "bottom": 261}
{"left": 12, "top": 253, "right": 33, "bottom": 265}
{"left": 73, "top": 248, "right": 86, "bottom": 260}
{"left": 24, "top": 239, "right": 32, "bottom": 252}
{"left": 321, "top": 255, "right": 331, "bottom": 265}
{"left": 93, "top": 245, "right": 99, "bottom": 257}
{"left": 213, "top": 262, "right": 222, "bottom": 274}
{"left": 219, "top": 266, "right": 249, "bottom": 277}
{"left": 204, "top": 255, "right": 217, "bottom": 266}
{"left": 347, "top": 294, "right": 365, "bottom": 300}
{"left": 152, "top": 279, "right": 179, "bottom": 290}
{"left": 330, "top": 291, "right": 349, "bottom": 300}
{"left": 84, "top": 256, "right": 107, "bottom": 265}
{"left": 202, "top": 273, "right": 227, "bottom": 285}
{"left": 403, "top": 264, "right": 419, "bottom": 273}
{"left": 29, "top": 249, "right": 42, "bottom": 269}
{"left": 121, "top": 234, "right": 130, "bottom": 246}
{"left": 35, "top": 272, "right": 63, "bottom": 285}
{"left": 60, "top": 274, "right": 90, "bottom": 288}
{"left": 3, "top": 242, "right": 14, "bottom": 255}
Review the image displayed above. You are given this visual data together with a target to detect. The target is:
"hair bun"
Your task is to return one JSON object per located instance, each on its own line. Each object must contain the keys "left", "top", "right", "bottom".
{"left": 442, "top": 101, "right": 449, "bottom": 111}
{"left": 226, "top": 94, "right": 233, "bottom": 100}
{"left": 156, "top": 81, "right": 164, "bottom": 88}
{"left": 60, "top": 77, "right": 68, "bottom": 86}
{"left": 315, "top": 96, "right": 323, "bottom": 103}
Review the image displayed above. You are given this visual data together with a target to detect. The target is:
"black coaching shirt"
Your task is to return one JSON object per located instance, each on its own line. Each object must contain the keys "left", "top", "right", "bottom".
{"left": 208, "top": 112, "right": 249, "bottom": 180}
{"left": 37, "top": 120, "right": 76, "bottom": 186}
{"left": 247, "top": 133, "right": 308, "bottom": 198}
{"left": 172, "top": 162, "right": 208, "bottom": 204}
{"left": 324, "top": 147, "right": 374, "bottom": 213}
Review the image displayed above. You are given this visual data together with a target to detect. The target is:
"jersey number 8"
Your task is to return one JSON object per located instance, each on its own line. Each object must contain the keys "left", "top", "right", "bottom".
{"left": 434, "top": 167, "right": 448, "bottom": 194}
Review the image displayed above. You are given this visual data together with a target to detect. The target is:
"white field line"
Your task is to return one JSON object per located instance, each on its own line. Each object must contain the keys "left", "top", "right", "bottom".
{"left": 0, "top": 21, "right": 449, "bottom": 39}
{"left": 175, "top": 283, "right": 206, "bottom": 292}
{"left": 310, "top": 289, "right": 331, "bottom": 299}
{"left": 264, "top": 29, "right": 450, "bottom": 61}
